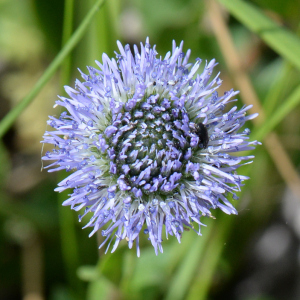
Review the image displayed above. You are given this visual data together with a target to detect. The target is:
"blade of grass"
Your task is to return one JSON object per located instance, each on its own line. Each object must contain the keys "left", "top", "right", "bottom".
{"left": 253, "top": 84, "right": 300, "bottom": 141}
{"left": 0, "top": 0, "right": 106, "bottom": 139}
{"left": 57, "top": 1, "right": 84, "bottom": 298}
{"left": 61, "top": 0, "right": 75, "bottom": 85}
{"left": 186, "top": 216, "right": 232, "bottom": 300}
{"left": 58, "top": 182, "right": 84, "bottom": 299}
{"left": 263, "top": 23, "right": 300, "bottom": 116}
{"left": 85, "top": 0, "right": 111, "bottom": 65}
{"left": 90, "top": 0, "right": 119, "bottom": 59}
{"left": 217, "top": 0, "right": 300, "bottom": 72}
{"left": 165, "top": 227, "right": 200, "bottom": 277}
{"left": 164, "top": 222, "right": 213, "bottom": 300}
{"left": 263, "top": 63, "right": 294, "bottom": 116}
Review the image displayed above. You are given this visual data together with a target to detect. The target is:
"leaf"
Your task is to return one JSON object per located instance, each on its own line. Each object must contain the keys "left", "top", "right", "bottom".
{"left": 253, "top": 84, "right": 300, "bottom": 141}
{"left": 217, "top": 0, "right": 300, "bottom": 72}
{"left": 77, "top": 265, "right": 99, "bottom": 282}
{"left": 0, "top": 142, "right": 10, "bottom": 189}
{"left": 86, "top": 278, "right": 115, "bottom": 300}
{"left": 164, "top": 223, "right": 212, "bottom": 300}
{"left": 97, "top": 245, "right": 127, "bottom": 286}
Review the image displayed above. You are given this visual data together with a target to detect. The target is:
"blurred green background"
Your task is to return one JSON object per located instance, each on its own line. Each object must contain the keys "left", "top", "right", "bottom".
{"left": 1, "top": 0, "right": 300, "bottom": 299}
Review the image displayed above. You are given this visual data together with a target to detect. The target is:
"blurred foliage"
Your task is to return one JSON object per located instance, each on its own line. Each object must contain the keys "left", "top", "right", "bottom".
{"left": 1, "top": 0, "right": 300, "bottom": 300}
{"left": 32, "top": 0, "right": 64, "bottom": 52}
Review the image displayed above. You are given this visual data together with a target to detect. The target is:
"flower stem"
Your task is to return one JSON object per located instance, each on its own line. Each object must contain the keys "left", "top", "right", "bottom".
{"left": 57, "top": 0, "right": 84, "bottom": 298}
{"left": 186, "top": 216, "right": 232, "bottom": 300}
{"left": 61, "top": 0, "right": 75, "bottom": 85}
{"left": 164, "top": 223, "right": 213, "bottom": 300}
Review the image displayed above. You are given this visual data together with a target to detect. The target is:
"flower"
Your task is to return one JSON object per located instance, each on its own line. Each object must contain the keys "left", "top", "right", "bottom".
{"left": 42, "top": 38, "right": 260, "bottom": 256}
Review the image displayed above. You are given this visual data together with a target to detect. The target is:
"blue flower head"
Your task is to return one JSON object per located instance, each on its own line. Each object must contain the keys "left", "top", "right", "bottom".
{"left": 42, "top": 38, "right": 260, "bottom": 256}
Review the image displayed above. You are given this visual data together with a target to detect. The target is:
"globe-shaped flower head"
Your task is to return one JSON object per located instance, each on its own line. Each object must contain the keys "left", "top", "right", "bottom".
{"left": 42, "top": 38, "right": 260, "bottom": 256}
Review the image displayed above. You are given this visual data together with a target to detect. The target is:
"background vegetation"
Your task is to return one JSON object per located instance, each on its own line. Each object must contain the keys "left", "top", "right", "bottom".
{"left": 1, "top": 0, "right": 300, "bottom": 299}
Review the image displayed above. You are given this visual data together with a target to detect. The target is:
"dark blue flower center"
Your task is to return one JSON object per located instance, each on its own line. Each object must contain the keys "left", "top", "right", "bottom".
{"left": 104, "top": 93, "right": 206, "bottom": 199}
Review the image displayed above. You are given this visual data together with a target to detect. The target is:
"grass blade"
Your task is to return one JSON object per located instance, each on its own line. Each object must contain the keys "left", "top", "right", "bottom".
{"left": 0, "top": 0, "right": 106, "bottom": 139}
{"left": 217, "top": 0, "right": 300, "bottom": 72}
{"left": 253, "top": 84, "right": 300, "bottom": 141}
{"left": 164, "top": 223, "right": 213, "bottom": 300}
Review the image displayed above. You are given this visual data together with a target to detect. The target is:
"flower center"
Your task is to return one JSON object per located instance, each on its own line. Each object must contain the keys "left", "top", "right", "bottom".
{"left": 104, "top": 92, "right": 207, "bottom": 199}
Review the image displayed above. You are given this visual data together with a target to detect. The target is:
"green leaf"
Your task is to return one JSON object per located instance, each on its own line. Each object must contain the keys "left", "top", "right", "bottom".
{"left": 164, "top": 222, "right": 213, "bottom": 300}
{"left": 186, "top": 218, "right": 230, "bottom": 300}
{"left": 253, "top": 84, "right": 300, "bottom": 141}
{"left": 32, "top": 0, "right": 64, "bottom": 50}
{"left": 77, "top": 265, "right": 99, "bottom": 282}
{"left": 217, "top": 0, "right": 300, "bottom": 72}
{"left": 0, "top": 142, "right": 10, "bottom": 189}
{"left": 97, "top": 245, "right": 127, "bottom": 286}
{"left": 77, "top": 265, "right": 119, "bottom": 299}
{"left": 86, "top": 278, "right": 115, "bottom": 300}
{"left": 262, "top": 62, "right": 294, "bottom": 116}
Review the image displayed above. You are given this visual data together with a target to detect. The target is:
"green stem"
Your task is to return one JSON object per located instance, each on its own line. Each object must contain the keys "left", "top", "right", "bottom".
{"left": 186, "top": 216, "right": 232, "bottom": 300}
{"left": 58, "top": 187, "right": 83, "bottom": 298}
{"left": 253, "top": 84, "right": 300, "bottom": 141}
{"left": 262, "top": 63, "right": 293, "bottom": 116}
{"left": 57, "top": 0, "right": 84, "bottom": 298}
{"left": 61, "top": 0, "right": 75, "bottom": 85}
{"left": 183, "top": 163, "right": 252, "bottom": 300}
{"left": 164, "top": 222, "right": 213, "bottom": 300}
{"left": 0, "top": 0, "right": 106, "bottom": 139}
{"left": 263, "top": 23, "right": 300, "bottom": 116}
{"left": 217, "top": 0, "right": 300, "bottom": 72}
